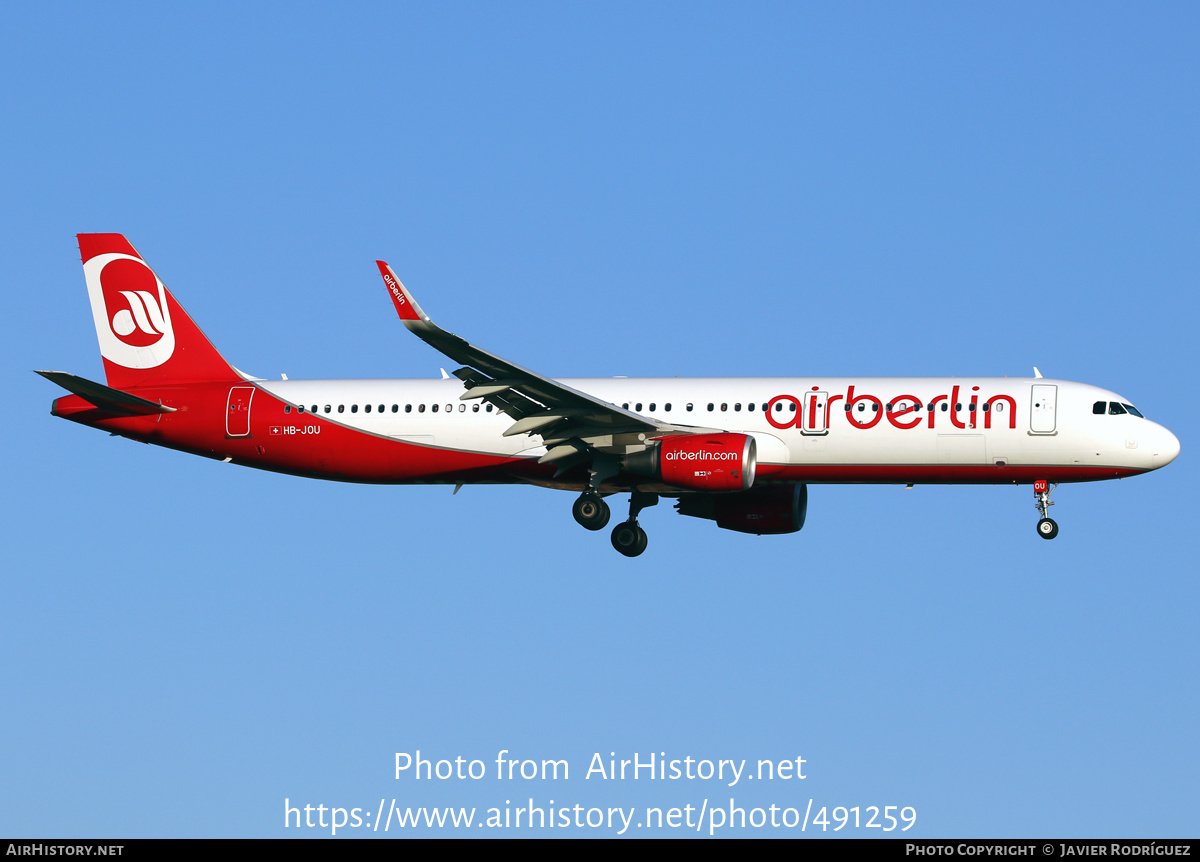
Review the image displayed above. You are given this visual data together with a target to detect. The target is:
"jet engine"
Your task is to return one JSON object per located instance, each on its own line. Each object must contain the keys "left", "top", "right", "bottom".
{"left": 624, "top": 433, "right": 756, "bottom": 492}
{"left": 675, "top": 484, "right": 807, "bottom": 534}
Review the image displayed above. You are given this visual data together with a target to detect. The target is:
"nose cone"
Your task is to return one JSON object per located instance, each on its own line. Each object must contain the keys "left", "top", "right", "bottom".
{"left": 1151, "top": 425, "right": 1180, "bottom": 469}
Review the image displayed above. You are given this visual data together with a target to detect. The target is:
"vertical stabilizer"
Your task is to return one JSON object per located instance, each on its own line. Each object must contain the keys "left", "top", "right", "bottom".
{"left": 78, "top": 234, "right": 240, "bottom": 389}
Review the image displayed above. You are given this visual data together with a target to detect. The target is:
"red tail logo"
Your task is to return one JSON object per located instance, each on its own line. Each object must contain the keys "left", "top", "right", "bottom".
{"left": 101, "top": 258, "right": 171, "bottom": 346}
{"left": 84, "top": 251, "right": 176, "bottom": 368}
{"left": 79, "top": 234, "right": 239, "bottom": 388}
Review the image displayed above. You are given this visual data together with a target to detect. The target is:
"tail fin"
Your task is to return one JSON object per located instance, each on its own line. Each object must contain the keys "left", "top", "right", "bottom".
{"left": 79, "top": 234, "right": 240, "bottom": 389}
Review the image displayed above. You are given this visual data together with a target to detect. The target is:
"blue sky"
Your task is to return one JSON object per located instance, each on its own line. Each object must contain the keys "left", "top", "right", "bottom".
{"left": 1, "top": 2, "right": 1197, "bottom": 837}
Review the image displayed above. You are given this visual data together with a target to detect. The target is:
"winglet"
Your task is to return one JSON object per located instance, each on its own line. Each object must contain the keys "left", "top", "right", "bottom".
{"left": 376, "top": 261, "right": 430, "bottom": 326}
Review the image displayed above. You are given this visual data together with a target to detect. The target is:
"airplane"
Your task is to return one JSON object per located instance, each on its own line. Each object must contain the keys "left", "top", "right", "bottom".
{"left": 39, "top": 234, "right": 1180, "bottom": 556}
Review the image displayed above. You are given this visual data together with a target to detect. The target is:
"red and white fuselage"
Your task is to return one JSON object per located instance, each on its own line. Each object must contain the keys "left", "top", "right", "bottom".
{"left": 204, "top": 375, "right": 1172, "bottom": 487}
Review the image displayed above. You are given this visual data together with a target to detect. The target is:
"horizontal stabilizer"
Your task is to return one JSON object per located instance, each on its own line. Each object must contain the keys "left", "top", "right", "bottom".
{"left": 35, "top": 370, "right": 176, "bottom": 415}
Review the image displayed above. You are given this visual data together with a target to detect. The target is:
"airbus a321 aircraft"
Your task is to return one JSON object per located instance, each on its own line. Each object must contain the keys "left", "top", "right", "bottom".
{"left": 40, "top": 234, "right": 1180, "bottom": 556}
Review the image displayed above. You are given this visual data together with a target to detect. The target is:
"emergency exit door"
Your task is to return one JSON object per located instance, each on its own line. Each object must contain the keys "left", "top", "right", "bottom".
{"left": 801, "top": 391, "right": 828, "bottom": 435}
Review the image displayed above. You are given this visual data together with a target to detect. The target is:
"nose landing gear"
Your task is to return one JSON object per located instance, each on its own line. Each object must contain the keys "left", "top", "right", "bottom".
{"left": 610, "top": 490, "right": 658, "bottom": 557}
{"left": 1034, "top": 479, "right": 1059, "bottom": 540}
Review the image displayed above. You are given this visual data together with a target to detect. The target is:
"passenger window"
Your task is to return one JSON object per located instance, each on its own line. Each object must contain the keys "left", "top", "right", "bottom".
{"left": 665, "top": 403, "right": 672, "bottom": 412}
{"left": 432, "top": 404, "right": 439, "bottom": 413}
{"left": 636, "top": 403, "right": 642, "bottom": 411}
{"left": 1109, "top": 402, "right": 1127, "bottom": 415}
{"left": 1093, "top": 401, "right": 1106, "bottom": 415}
{"left": 734, "top": 403, "right": 742, "bottom": 412}
{"left": 324, "top": 405, "right": 331, "bottom": 414}
{"left": 686, "top": 403, "right": 693, "bottom": 411}
{"left": 486, "top": 404, "right": 493, "bottom": 412}
{"left": 983, "top": 403, "right": 990, "bottom": 411}
{"left": 419, "top": 404, "right": 425, "bottom": 413}
{"left": 405, "top": 405, "right": 412, "bottom": 413}
{"left": 720, "top": 403, "right": 727, "bottom": 412}
{"left": 298, "top": 406, "right": 305, "bottom": 414}
{"left": 338, "top": 405, "right": 345, "bottom": 413}
{"left": 940, "top": 403, "right": 947, "bottom": 412}
{"left": 649, "top": 403, "right": 656, "bottom": 412}
{"left": 968, "top": 403, "right": 976, "bottom": 412}
{"left": 459, "top": 404, "right": 465, "bottom": 412}
{"left": 362, "top": 404, "right": 368, "bottom": 413}
{"left": 391, "top": 405, "right": 397, "bottom": 413}
{"left": 285, "top": 405, "right": 291, "bottom": 414}
{"left": 871, "top": 403, "right": 877, "bottom": 412}
{"left": 353, "top": 404, "right": 359, "bottom": 413}
{"left": 708, "top": 403, "right": 714, "bottom": 411}
{"left": 472, "top": 404, "right": 480, "bottom": 412}
{"left": 996, "top": 402, "right": 1004, "bottom": 412}
{"left": 622, "top": 403, "right": 629, "bottom": 410}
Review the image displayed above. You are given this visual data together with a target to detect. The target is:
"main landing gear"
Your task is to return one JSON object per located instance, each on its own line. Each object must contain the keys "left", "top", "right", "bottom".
{"left": 610, "top": 491, "right": 658, "bottom": 558}
{"left": 1034, "top": 480, "right": 1059, "bottom": 540}
{"left": 571, "top": 455, "right": 618, "bottom": 532}
{"left": 570, "top": 485, "right": 659, "bottom": 557}
{"left": 572, "top": 493, "right": 610, "bottom": 531}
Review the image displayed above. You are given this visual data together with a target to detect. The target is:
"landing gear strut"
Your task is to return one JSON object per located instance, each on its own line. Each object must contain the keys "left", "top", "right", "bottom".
{"left": 611, "top": 491, "right": 658, "bottom": 557}
{"left": 1034, "top": 480, "right": 1059, "bottom": 540}
{"left": 572, "top": 455, "right": 618, "bottom": 531}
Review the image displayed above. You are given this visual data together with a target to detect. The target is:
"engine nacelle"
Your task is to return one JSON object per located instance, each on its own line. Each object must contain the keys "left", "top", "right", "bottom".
{"left": 676, "top": 484, "right": 807, "bottom": 534}
{"left": 625, "top": 433, "right": 756, "bottom": 492}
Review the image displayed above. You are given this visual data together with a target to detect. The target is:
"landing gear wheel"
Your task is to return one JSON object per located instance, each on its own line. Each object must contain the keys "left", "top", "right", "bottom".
{"left": 573, "top": 493, "right": 610, "bottom": 531}
{"left": 611, "top": 521, "right": 648, "bottom": 557}
{"left": 1037, "top": 517, "right": 1059, "bottom": 540}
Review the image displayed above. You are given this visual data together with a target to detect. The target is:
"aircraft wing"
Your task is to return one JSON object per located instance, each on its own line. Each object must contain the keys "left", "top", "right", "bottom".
{"left": 376, "top": 261, "right": 717, "bottom": 465}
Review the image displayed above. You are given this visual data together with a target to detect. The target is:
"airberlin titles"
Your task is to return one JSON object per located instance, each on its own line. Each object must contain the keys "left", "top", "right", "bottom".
{"left": 765, "top": 384, "right": 1018, "bottom": 433}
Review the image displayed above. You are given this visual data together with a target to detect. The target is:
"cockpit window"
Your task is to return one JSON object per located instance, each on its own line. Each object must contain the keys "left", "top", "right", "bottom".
{"left": 1108, "top": 402, "right": 1127, "bottom": 415}
{"left": 1093, "top": 401, "right": 1106, "bottom": 415}
{"left": 1122, "top": 403, "right": 1144, "bottom": 418}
